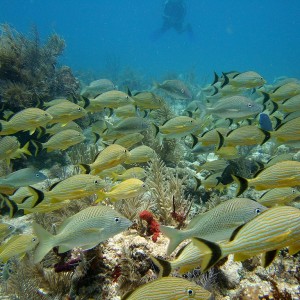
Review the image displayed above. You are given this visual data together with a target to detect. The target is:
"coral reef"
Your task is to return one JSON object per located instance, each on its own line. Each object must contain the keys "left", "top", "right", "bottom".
{"left": 0, "top": 24, "right": 79, "bottom": 111}
{"left": 139, "top": 210, "right": 160, "bottom": 242}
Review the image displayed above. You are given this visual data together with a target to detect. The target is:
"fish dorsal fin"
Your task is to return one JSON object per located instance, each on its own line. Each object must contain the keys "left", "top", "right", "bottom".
{"left": 261, "top": 250, "right": 278, "bottom": 267}
{"left": 229, "top": 223, "right": 245, "bottom": 241}
{"left": 252, "top": 167, "right": 265, "bottom": 178}
{"left": 161, "top": 119, "right": 169, "bottom": 126}
{"left": 211, "top": 71, "right": 219, "bottom": 85}
{"left": 232, "top": 72, "right": 240, "bottom": 79}
{"left": 49, "top": 181, "right": 61, "bottom": 191}
{"left": 126, "top": 87, "right": 132, "bottom": 97}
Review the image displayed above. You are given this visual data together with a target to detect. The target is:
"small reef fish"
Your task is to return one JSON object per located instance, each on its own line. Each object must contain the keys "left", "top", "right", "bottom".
{"left": 160, "top": 198, "right": 267, "bottom": 255}
{"left": 0, "top": 223, "right": 15, "bottom": 241}
{"left": 46, "top": 121, "right": 82, "bottom": 136}
{"left": 0, "top": 234, "right": 38, "bottom": 263}
{"left": 121, "top": 276, "right": 211, "bottom": 300}
{"left": 277, "top": 94, "right": 300, "bottom": 113}
{"left": 125, "top": 145, "right": 156, "bottom": 164}
{"left": 0, "top": 136, "right": 31, "bottom": 165}
{"left": 30, "top": 174, "right": 104, "bottom": 204}
{"left": 32, "top": 205, "right": 132, "bottom": 263}
{"left": 111, "top": 167, "right": 147, "bottom": 182}
{"left": 151, "top": 242, "right": 205, "bottom": 277}
{"left": 265, "top": 153, "right": 295, "bottom": 167}
{"left": 0, "top": 108, "right": 53, "bottom": 135}
{"left": 45, "top": 101, "right": 87, "bottom": 125}
{"left": 258, "top": 113, "right": 273, "bottom": 131}
{"left": 112, "top": 133, "right": 144, "bottom": 149}
{"left": 0, "top": 168, "right": 47, "bottom": 195}
{"left": 95, "top": 178, "right": 147, "bottom": 202}
{"left": 154, "top": 79, "right": 192, "bottom": 100}
{"left": 131, "top": 91, "right": 164, "bottom": 110}
{"left": 42, "top": 98, "right": 71, "bottom": 108}
{"left": 80, "top": 78, "right": 115, "bottom": 98}
{"left": 105, "top": 117, "right": 149, "bottom": 135}
{"left": 233, "top": 160, "right": 300, "bottom": 196}
{"left": 267, "top": 82, "right": 300, "bottom": 102}
{"left": 195, "top": 172, "right": 228, "bottom": 191}
{"left": 206, "top": 96, "right": 262, "bottom": 119}
{"left": 86, "top": 90, "right": 135, "bottom": 112}
{"left": 221, "top": 125, "right": 270, "bottom": 147}
{"left": 221, "top": 71, "right": 266, "bottom": 88}
{"left": 195, "top": 159, "right": 229, "bottom": 173}
{"left": 272, "top": 116, "right": 300, "bottom": 143}
{"left": 154, "top": 116, "right": 202, "bottom": 141}
{"left": 31, "top": 129, "right": 85, "bottom": 153}
{"left": 257, "top": 187, "right": 300, "bottom": 207}
{"left": 193, "top": 128, "right": 229, "bottom": 148}
{"left": 114, "top": 104, "right": 138, "bottom": 119}
{"left": 80, "top": 144, "right": 130, "bottom": 174}
{"left": 192, "top": 206, "right": 300, "bottom": 272}
{"left": 98, "top": 165, "right": 126, "bottom": 179}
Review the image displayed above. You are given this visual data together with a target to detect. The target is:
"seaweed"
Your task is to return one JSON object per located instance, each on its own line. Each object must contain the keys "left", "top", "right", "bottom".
{"left": 0, "top": 24, "right": 79, "bottom": 110}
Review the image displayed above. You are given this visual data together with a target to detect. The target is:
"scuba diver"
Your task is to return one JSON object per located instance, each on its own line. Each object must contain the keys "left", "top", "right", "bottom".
{"left": 152, "top": 0, "right": 193, "bottom": 40}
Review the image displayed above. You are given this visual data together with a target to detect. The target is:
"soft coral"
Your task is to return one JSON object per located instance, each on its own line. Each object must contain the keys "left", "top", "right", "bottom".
{"left": 139, "top": 210, "right": 160, "bottom": 242}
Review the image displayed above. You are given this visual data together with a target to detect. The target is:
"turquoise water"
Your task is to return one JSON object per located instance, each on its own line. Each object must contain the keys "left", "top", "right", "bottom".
{"left": 1, "top": 0, "right": 300, "bottom": 82}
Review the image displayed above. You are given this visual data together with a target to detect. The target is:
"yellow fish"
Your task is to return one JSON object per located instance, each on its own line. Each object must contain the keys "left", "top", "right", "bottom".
{"left": 268, "top": 82, "right": 300, "bottom": 102}
{"left": 222, "top": 71, "right": 266, "bottom": 88}
{"left": 125, "top": 145, "right": 156, "bottom": 164}
{"left": 30, "top": 174, "right": 105, "bottom": 204}
{"left": 0, "top": 108, "right": 53, "bottom": 135}
{"left": 131, "top": 91, "right": 164, "bottom": 110}
{"left": 111, "top": 167, "right": 147, "bottom": 182}
{"left": 0, "top": 234, "right": 38, "bottom": 263}
{"left": 112, "top": 133, "right": 144, "bottom": 149}
{"left": 121, "top": 276, "right": 211, "bottom": 300}
{"left": 80, "top": 144, "right": 130, "bottom": 174}
{"left": 192, "top": 206, "right": 300, "bottom": 272}
{"left": 45, "top": 101, "right": 87, "bottom": 125}
{"left": 0, "top": 136, "right": 31, "bottom": 165}
{"left": 272, "top": 116, "right": 300, "bottom": 143}
{"left": 233, "top": 160, "right": 300, "bottom": 196}
{"left": 33, "top": 205, "right": 132, "bottom": 263}
{"left": 86, "top": 90, "right": 135, "bottom": 112}
{"left": 31, "top": 129, "right": 85, "bottom": 153}
{"left": 46, "top": 121, "right": 82, "bottom": 136}
{"left": 258, "top": 187, "right": 300, "bottom": 207}
{"left": 95, "top": 178, "right": 147, "bottom": 202}
{"left": 0, "top": 223, "right": 15, "bottom": 241}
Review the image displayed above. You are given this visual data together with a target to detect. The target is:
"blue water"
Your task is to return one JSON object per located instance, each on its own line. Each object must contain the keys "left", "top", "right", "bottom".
{"left": 1, "top": 0, "right": 300, "bottom": 83}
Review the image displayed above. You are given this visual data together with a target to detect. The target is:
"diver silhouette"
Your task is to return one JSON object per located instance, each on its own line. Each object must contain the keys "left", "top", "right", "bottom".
{"left": 152, "top": 0, "right": 193, "bottom": 40}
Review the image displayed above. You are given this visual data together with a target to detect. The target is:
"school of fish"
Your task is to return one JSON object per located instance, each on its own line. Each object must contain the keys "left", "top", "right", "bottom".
{"left": 0, "top": 70, "right": 300, "bottom": 298}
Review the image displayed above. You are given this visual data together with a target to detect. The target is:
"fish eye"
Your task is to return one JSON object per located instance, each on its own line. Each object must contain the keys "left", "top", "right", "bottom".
{"left": 78, "top": 107, "right": 82, "bottom": 111}
{"left": 181, "top": 88, "right": 185, "bottom": 94}
{"left": 292, "top": 189, "right": 296, "bottom": 193}
{"left": 35, "top": 173, "right": 40, "bottom": 177}
{"left": 255, "top": 208, "right": 261, "bottom": 214}
{"left": 126, "top": 95, "right": 129, "bottom": 99}
{"left": 142, "top": 183, "right": 146, "bottom": 188}
{"left": 94, "top": 180, "right": 99, "bottom": 184}
{"left": 32, "top": 237, "right": 37, "bottom": 242}
{"left": 186, "top": 288, "right": 194, "bottom": 296}
{"left": 190, "top": 120, "right": 193, "bottom": 123}
{"left": 8, "top": 225, "right": 13, "bottom": 229}
{"left": 247, "top": 103, "right": 253, "bottom": 108}
{"left": 115, "top": 217, "right": 120, "bottom": 222}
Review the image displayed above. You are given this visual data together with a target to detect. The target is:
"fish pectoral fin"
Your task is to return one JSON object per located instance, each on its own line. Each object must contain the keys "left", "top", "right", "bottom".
{"left": 80, "top": 242, "right": 100, "bottom": 251}
{"left": 82, "top": 228, "right": 104, "bottom": 235}
{"left": 261, "top": 250, "right": 278, "bottom": 267}
{"left": 233, "top": 252, "right": 253, "bottom": 262}
{"left": 266, "top": 230, "right": 291, "bottom": 244}
{"left": 289, "top": 243, "right": 300, "bottom": 255}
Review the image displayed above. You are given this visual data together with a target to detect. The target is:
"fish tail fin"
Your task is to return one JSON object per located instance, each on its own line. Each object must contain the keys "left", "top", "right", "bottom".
{"left": 193, "top": 176, "right": 202, "bottom": 191}
{"left": 211, "top": 71, "right": 219, "bottom": 85}
{"left": 111, "top": 172, "right": 119, "bottom": 182}
{"left": 192, "top": 237, "right": 222, "bottom": 272}
{"left": 32, "top": 222, "right": 55, "bottom": 263}
{"left": 160, "top": 225, "right": 185, "bottom": 255}
{"left": 216, "top": 130, "right": 225, "bottom": 150}
{"left": 79, "top": 164, "right": 91, "bottom": 174}
{"left": 28, "top": 186, "right": 45, "bottom": 207}
{"left": 3, "top": 198, "right": 18, "bottom": 218}
{"left": 95, "top": 190, "right": 106, "bottom": 203}
{"left": 191, "top": 134, "right": 198, "bottom": 148}
{"left": 20, "top": 141, "right": 32, "bottom": 157}
{"left": 150, "top": 255, "right": 172, "bottom": 278}
{"left": 82, "top": 96, "right": 90, "bottom": 109}
{"left": 153, "top": 124, "right": 159, "bottom": 138}
{"left": 221, "top": 72, "right": 229, "bottom": 88}
{"left": 29, "top": 140, "right": 43, "bottom": 156}
{"left": 231, "top": 174, "right": 248, "bottom": 196}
